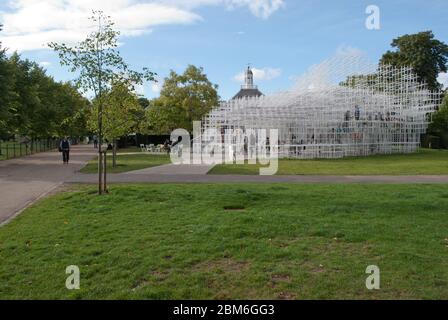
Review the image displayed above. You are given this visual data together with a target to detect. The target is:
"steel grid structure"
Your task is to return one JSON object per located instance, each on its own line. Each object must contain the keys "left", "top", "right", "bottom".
{"left": 202, "top": 55, "right": 441, "bottom": 159}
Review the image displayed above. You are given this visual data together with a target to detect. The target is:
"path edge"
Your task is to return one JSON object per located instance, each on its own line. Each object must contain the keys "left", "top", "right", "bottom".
{"left": 0, "top": 182, "right": 64, "bottom": 228}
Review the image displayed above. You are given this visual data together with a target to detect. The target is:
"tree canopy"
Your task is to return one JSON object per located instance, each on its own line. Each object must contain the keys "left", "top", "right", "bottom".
{"left": 147, "top": 65, "right": 219, "bottom": 134}
{"left": 88, "top": 82, "right": 141, "bottom": 140}
{"left": 0, "top": 52, "right": 89, "bottom": 139}
{"left": 380, "top": 31, "right": 448, "bottom": 91}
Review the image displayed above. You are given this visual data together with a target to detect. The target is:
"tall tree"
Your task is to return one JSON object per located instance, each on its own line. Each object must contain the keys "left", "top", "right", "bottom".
{"left": 6, "top": 54, "right": 41, "bottom": 137}
{"left": 0, "top": 24, "right": 88, "bottom": 140}
{"left": 49, "top": 11, "right": 155, "bottom": 194}
{"left": 0, "top": 63, "right": 11, "bottom": 137}
{"left": 0, "top": 25, "right": 13, "bottom": 138}
{"left": 147, "top": 65, "right": 219, "bottom": 134}
{"left": 380, "top": 31, "right": 448, "bottom": 91}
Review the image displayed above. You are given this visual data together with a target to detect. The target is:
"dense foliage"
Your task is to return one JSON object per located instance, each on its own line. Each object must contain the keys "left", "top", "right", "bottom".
{"left": 0, "top": 52, "right": 89, "bottom": 139}
{"left": 146, "top": 65, "right": 219, "bottom": 134}
{"left": 381, "top": 31, "right": 448, "bottom": 92}
{"left": 88, "top": 82, "right": 143, "bottom": 166}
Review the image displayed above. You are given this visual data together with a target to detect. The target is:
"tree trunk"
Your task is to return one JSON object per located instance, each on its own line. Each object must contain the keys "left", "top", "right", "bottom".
{"left": 98, "top": 103, "right": 103, "bottom": 196}
{"left": 98, "top": 150, "right": 103, "bottom": 195}
{"left": 104, "top": 150, "right": 108, "bottom": 193}
{"left": 112, "top": 139, "right": 117, "bottom": 168}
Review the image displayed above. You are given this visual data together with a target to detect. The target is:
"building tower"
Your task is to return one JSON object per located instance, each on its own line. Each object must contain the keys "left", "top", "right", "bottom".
{"left": 232, "top": 66, "right": 264, "bottom": 100}
{"left": 243, "top": 66, "right": 255, "bottom": 89}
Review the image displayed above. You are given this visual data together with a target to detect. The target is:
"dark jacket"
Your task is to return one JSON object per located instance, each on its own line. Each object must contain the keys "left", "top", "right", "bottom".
{"left": 60, "top": 140, "right": 70, "bottom": 151}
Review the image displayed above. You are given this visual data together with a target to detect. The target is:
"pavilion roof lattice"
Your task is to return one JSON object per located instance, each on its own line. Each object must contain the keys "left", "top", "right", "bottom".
{"left": 202, "top": 53, "right": 442, "bottom": 159}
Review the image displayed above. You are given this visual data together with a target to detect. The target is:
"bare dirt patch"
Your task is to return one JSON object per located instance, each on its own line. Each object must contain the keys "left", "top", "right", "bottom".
{"left": 278, "top": 291, "right": 297, "bottom": 300}
{"left": 194, "top": 258, "right": 249, "bottom": 273}
{"left": 223, "top": 205, "right": 246, "bottom": 212}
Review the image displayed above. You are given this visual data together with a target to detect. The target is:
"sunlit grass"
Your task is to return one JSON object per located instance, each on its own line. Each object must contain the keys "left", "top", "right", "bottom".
{"left": 209, "top": 149, "right": 448, "bottom": 175}
{"left": 1, "top": 183, "right": 447, "bottom": 299}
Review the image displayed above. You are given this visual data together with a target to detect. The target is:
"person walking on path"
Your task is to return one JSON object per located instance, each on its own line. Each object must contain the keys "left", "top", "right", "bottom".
{"left": 93, "top": 135, "right": 98, "bottom": 149}
{"left": 60, "top": 136, "right": 71, "bottom": 164}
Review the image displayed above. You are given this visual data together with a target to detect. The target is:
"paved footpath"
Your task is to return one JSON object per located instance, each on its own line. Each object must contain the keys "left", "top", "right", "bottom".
{"left": 0, "top": 145, "right": 97, "bottom": 225}
{"left": 69, "top": 172, "right": 448, "bottom": 184}
{"left": 127, "top": 164, "right": 215, "bottom": 175}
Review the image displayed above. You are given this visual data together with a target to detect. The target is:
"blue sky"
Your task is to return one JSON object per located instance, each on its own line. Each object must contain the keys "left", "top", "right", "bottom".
{"left": 0, "top": 0, "right": 447, "bottom": 100}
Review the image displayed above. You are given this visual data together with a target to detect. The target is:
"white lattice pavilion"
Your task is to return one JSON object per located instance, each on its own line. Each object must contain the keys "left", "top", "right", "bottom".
{"left": 201, "top": 54, "right": 441, "bottom": 159}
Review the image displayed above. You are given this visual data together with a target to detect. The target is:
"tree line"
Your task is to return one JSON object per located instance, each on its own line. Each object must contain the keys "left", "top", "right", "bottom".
{"left": 0, "top": 26, "right": 89, "bottom": 140}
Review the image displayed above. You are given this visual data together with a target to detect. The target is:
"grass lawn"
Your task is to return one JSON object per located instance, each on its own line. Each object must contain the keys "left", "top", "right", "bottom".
{"left": 0, "top": 183, "right": 447, "bottom": 299}
{"left": 114, "top": 146, "right": 142, "bottom": 153}
{"left": 209, "top": 149, "right": 448, "bottom": 175}
{"left": 80, "top": 148, "right": 170, "bottom": 174}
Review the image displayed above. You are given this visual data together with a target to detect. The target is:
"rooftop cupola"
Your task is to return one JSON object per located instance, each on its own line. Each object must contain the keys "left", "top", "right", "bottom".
{"left": 243, "top": 66, "right": 255, "bottom": 89}
{"left": 232, "top": 65, "right": 264, "bottom": 100}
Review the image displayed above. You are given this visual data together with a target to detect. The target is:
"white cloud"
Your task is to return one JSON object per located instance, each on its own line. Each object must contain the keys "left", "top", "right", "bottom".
{"left": 39, "top": 61, "right": 51, "bottom": 67}
{"left": 151, "top": 80, "right": 163, "bottom": 93}
{"left": 438, "top": 72, "right": 448, "bottom": 89}
{"left": 134, "top": 83, "right": 145, "bottom": 96}
{"left": 234, "top": 67, "right": 281, "bottom": 82}
{"left": 0, "top": 0, "right": 284, "bottom": 52}
{"left": 160, "top": 0, "right": 284, "bottom": 18}
{"left": 224, "top": 0, "right": 284, "bottom": 19}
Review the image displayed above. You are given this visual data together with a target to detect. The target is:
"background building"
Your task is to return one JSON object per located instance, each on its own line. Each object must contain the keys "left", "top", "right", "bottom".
{"left": 232, "top": 66, "right": 264, "bottom": 100}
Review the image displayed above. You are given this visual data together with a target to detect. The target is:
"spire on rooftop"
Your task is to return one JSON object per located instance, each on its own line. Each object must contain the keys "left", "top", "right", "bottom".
{"left": 232, "top": 65, "right": 264, "bottom": 100}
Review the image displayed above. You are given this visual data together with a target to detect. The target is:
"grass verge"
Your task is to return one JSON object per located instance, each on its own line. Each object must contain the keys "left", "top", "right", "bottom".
{"left": 0, "top": 183, "right": 447, "bottom": 299}
{"left": 209, "top": 149, "right": 448, "bottom": 175}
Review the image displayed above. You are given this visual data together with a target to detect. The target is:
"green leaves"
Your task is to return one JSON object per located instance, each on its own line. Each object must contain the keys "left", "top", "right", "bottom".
{"left": 380, "top": 31, "right": 448, "bottom": 91}
{"left": 147, "top": 65, "right": 219, "bottom": 134}
{"left": 0, "top": 51, "right": 88, "bottom": 138}
{"left": 88, "top": 82, "right": 142, "bottom": 141}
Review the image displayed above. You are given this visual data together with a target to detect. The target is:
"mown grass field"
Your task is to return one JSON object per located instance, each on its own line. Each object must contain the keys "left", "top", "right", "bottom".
{"left": 0, "top": 183, "right": 447, "bottom": 299}
{"left": 209, "top": 149, "right": 448, "bottom": 175}
{"left": 80, "top": 148, "right": 170, "bottom": 174}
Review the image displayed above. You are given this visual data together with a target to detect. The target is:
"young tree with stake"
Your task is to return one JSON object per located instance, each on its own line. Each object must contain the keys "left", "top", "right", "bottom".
{"left": 49, "top": 11, "right": 155, "bottom": 194}
{"left": 88, "top": 82, "right": 143, "bottom": 167}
